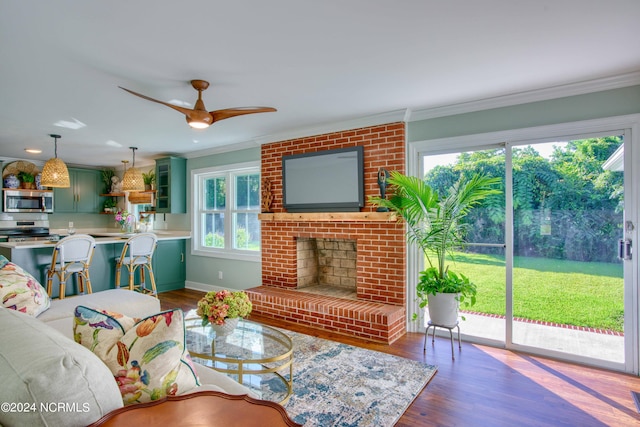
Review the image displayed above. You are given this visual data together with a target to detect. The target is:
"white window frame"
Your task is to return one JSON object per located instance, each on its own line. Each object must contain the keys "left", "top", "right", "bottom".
{"left": 191, "top": 161, "right": 261, "bottom": 262}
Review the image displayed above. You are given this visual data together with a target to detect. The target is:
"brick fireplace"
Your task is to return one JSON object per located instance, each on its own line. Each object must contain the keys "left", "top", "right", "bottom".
{"left": 297, "top": 237, "right": 357, "bottom": 292}
{"left": 246, "top": 122, "right": 408, "bottom": 344}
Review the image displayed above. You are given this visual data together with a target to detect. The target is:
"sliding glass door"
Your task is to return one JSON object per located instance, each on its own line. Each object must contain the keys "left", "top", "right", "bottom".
{"left": 422, "top": 146, "right": 507, "bottom": 345}
{"left": 509, "top": 137, "right": 625, "bottom": 366}
{"left": 421, "top": 131, "right": 632, "bottom": 370}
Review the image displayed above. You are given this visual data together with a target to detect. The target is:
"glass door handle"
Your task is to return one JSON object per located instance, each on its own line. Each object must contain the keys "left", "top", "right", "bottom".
{"left": 618, "top": 239, "right": 632, "bottom": 260}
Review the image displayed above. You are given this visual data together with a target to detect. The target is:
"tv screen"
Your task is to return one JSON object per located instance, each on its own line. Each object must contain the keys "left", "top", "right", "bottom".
{"left": 282, "top": 146, "right": 364, "bottom": 212}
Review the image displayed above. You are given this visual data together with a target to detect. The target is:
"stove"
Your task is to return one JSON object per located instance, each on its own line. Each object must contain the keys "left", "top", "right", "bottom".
{"left": 0, "top": 219, "right": 60, "bottom": 243}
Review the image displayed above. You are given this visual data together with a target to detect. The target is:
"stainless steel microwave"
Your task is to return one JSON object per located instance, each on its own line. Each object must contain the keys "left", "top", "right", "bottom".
{"left": 3, "top": 190, "right": 54, "bottom": 213}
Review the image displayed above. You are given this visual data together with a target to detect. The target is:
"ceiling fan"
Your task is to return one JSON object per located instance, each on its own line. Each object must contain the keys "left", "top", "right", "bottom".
{"left": 119, "top": 80, "right": 276, "bottom": 129}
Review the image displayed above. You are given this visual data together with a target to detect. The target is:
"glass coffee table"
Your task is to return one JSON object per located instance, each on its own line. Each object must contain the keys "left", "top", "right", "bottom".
{"left": 185, "top": 311, "right": 294, "bottom": 404}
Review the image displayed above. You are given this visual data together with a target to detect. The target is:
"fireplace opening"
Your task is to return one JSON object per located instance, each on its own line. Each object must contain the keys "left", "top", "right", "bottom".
{"left": 296, "top": 237, "right": 357, "bottom": 299}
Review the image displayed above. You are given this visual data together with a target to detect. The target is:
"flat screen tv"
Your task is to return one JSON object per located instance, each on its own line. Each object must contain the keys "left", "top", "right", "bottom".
{"left": 282, "top": 146, "right": 364, "bottom": 212}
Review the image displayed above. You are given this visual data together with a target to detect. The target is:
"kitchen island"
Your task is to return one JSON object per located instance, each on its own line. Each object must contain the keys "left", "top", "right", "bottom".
{"left": 0, "top": 229, "right": 190, "bottom": 298}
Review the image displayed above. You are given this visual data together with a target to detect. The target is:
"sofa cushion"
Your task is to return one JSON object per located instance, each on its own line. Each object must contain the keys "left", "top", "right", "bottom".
{"left": 37, "top": 289, "right": 161, "bottom": 339}
{"left": 74, "top": 306, "right": 200, "bottom": 405}
{"left": 37, "top": 289, "right": 160, "bottom": 323}
{"left": 0, "top": 255, "right": 50, "bottom": 316}
{"left": 0, "top": 307, "right": 123, "bottom": 427}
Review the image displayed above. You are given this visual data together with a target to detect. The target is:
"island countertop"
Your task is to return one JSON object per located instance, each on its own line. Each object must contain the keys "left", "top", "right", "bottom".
{"left": 0, "top": 228, "right": 191, "bottom": 249}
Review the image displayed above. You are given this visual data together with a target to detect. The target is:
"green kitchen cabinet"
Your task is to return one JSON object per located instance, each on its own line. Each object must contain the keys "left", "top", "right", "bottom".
{"left": 152, "top": 239, "right": 186, "bottom": 292}
{"left": 155, "top": 157, "right": 186, "bottom": 214}
{"left": 54, "top": 168, "right": 103, "bottom": 213}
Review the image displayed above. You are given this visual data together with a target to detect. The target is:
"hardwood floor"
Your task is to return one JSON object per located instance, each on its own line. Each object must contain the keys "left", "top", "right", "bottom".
{"left": 162, "top": 289, "right": 640, "bottom": 426}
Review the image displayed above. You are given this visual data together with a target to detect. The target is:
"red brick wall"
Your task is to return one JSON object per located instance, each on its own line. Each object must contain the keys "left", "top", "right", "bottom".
{"left": 261, "top": 221, "right": 405, "bottom": 305}
{"left": 260, "top": 123, "right": 406, "bottom": 306}
{"left": 261, "top": 123, "right": 406, "bottom": 213}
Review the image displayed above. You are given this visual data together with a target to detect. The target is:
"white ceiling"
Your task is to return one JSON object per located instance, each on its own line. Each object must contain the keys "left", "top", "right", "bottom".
{"left": 1, "top": 0, "right": 639, "bottom": 169}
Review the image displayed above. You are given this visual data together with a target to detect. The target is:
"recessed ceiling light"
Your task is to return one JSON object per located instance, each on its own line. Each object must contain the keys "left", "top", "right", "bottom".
{"left": 24, "top": 148, "right": 42, "bottom": 154}
{"left": 106, "top": 140, "right": 122, "bottom": 147}
{"left": 193, "top": 139, "right": 199, "bottom": 144}
{"left": 53, "top": 118, "right": 86, "bottom": 130}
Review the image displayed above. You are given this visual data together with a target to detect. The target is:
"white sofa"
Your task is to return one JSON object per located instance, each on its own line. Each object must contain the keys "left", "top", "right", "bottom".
{"left": 0, "top": 289, "right": 252, "bottom": 427}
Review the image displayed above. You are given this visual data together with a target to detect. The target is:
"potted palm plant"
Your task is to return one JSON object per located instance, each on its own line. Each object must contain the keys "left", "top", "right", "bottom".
{"left": 370, "top": 171, "right": 500, "bottom": 325}
{"left": 142, "top": 169, "right": 156, "bottom": 191}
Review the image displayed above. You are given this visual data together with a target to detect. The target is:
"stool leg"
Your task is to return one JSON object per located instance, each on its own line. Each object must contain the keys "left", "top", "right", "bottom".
{"left": 59, "top": 278, "right": 66, "bottom": 300}
{"left": 84, "top": 270, "right": 93, "bottom": 294}
{"left": 46, "top": 270, "right": 54, "bottom": 297}
{"left": 423, "top": 325, "right": 430, "bottom": 351}
{"left": 139, "top": 265, "right": 146, "bottom": 292}
{"left": 449, "top": 328, "right": 455, "bottom": 360}
{"left": 456, "top": 324, "right": 461, "bottom": 349}
{"left": 146, "top": 264, "right": 157, "bottom": 297}
{"left": 115, "top": 263, "right": 122, "bottom": 289}
{"left": 128, "top": 265, "right": 135, "bottom": 290}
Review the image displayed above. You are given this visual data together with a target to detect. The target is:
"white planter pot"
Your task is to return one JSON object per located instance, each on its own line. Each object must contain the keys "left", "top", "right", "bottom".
{"left": 427, "top": 292, "right": 460, "bottom": 326}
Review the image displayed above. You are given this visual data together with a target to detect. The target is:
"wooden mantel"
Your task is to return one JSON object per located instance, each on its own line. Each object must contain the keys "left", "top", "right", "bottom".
{"left": 258, "top": 212, "right": 396, "bottom": 222}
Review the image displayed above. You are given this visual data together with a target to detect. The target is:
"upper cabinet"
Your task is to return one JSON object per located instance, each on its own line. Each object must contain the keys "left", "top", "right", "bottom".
{"left": 54, "top": 168, "right": 103, "bottom": 213}
{"left": 155, "top": 157, "right": 186, "bottom": 214}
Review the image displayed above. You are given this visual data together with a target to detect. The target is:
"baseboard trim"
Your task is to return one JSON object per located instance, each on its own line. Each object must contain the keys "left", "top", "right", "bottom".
{"left": 185, "top": 281, "right": 256, "bottom": 294}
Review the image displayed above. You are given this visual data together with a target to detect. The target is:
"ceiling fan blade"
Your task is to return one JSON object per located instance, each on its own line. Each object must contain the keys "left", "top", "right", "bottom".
{"left": 210, "top": 107, "right": 277, "bottom": 123}
{"left": 119, "top": 86, "right": 194, "bottom": 116}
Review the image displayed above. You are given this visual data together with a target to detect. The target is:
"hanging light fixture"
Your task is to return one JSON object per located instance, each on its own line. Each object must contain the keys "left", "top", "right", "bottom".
{"left": 121, "top": 147, "right": 145, "bottom": 192}
{"left": 41, "top": 134, "right": 70, "bottom": 188}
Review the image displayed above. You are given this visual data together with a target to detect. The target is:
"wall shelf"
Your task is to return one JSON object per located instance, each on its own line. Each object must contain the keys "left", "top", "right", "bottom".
{"left": 258, "top": 212, "right": 396, "bottom": 222}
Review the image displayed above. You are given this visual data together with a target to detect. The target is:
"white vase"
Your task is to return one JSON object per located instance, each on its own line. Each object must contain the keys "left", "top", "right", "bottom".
{"left": 427, "top": 292, "right": 460, "bottom": 326}
{"left": 211, "top": 317, "right": 239, "bottom": 337}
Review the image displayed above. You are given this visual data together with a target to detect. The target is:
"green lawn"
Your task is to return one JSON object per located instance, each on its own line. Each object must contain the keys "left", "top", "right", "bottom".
{"left": 438, "top": 252, "right": 624, "bottom": 332}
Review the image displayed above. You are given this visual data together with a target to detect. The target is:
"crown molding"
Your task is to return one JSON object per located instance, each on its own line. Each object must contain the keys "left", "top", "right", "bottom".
{"left": 182, "top": 139, "right": 261, "bottom": 159}
{"left": 410, "top": 71, "right": 640, "bottom": 122}
{"left": 182, "top": 109, "right": 410, "bottom": 158}
{"left": 253, "top": 109, "right": 408, "bottom": 145}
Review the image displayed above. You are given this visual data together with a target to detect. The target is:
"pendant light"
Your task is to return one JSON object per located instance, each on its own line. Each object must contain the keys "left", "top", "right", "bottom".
{"left": 121, "top": 147, "right": 145, "bottom": 192}
{"left": 41, "top": 134, "right": 70, "bottom": 188}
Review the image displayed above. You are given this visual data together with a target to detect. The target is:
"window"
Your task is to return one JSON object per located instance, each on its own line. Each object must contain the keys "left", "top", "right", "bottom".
{"left": 192, "top": 162, "right": 261, "bottom": 261}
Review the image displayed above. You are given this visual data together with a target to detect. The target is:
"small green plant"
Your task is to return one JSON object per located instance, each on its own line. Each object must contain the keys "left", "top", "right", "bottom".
{"left": 142, "top": 169, "right": 156, "bottom": 186}
{"left": 101, "top": 168, "right": 115, "bottom": 193}
{"left": 103, "top": 198, "right": 117, "bottom": 209}
{"left": 417, "top": 267, "right": 477, "bottom": 309}
{"left": 17, "top": 171, "right": 35, "bottom": 183}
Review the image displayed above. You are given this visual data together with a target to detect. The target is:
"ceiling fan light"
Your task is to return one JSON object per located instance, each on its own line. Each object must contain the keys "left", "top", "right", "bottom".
{"left": 186, "top": 110, "right": 213, "bottom": 129}
{"left": 41, "top": 157, "right": 70, "bottom": 188}
{"left": 187, "top": 119, "right": 210, "bottom": 129}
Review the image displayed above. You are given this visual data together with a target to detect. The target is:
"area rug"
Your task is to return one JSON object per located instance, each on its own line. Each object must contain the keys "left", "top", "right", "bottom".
{"left": 266, "top": 330, "right": 437, "bottom": 427}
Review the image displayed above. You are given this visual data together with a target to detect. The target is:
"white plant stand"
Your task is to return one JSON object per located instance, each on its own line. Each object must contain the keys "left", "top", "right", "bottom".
{"left": 423, "top": 320, "right": 461, "bottom": 360}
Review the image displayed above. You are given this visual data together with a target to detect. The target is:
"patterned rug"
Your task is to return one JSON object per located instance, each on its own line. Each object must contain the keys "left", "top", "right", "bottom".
{"left": 268, "top": 330, "right": 437, "bottom": 426}
{"left": 187, "top": 323, "right": 437, "bottom": 426}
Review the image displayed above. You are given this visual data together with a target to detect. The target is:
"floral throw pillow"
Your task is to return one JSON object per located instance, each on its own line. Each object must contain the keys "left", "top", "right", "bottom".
{"left": 0, "top": 255, "right": 50, "bottom": 316}
{"left": 73, "top": 306, "right": 200, "bottom": 405}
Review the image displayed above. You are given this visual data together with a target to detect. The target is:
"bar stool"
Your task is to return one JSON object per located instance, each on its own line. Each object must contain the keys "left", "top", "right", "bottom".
{"left": 115, "top": 233, "right": 158, "bottom": 297}
{"left": 424, "top": 320, "right": 461, "bottom": 359}
{"left": 46, "top": 234, "right": 96, "bottom": 300}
